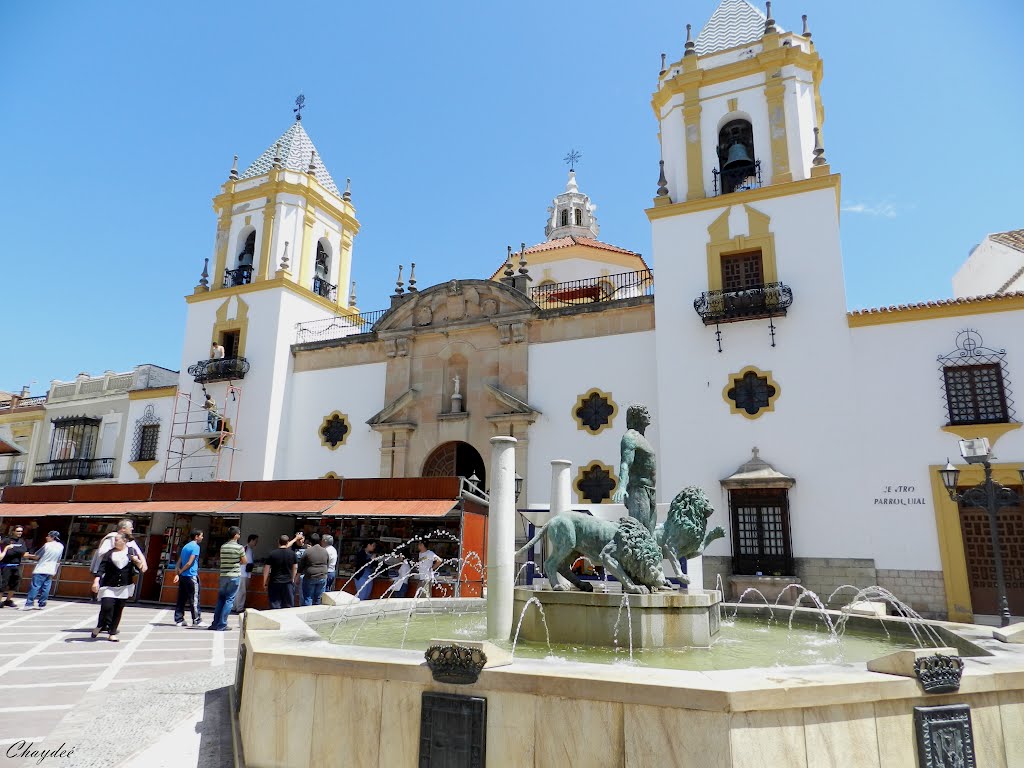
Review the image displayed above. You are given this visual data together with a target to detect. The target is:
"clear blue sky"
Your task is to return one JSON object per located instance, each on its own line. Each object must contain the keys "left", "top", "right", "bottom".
{"left": 1, "top": 1, "right": 1021, "bottom": 392}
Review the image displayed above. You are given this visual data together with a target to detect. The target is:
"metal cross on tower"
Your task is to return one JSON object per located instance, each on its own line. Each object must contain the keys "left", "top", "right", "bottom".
{"left": 293, "top": 93, "right": 306, "bottom": 121}
{"left": 564, "top": 149, "right": 582, "bottom": 171}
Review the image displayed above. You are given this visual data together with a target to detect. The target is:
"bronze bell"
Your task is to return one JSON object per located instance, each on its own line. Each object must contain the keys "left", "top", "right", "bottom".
{"left": 723, "top": 141, "right": 754, "bottom": 169}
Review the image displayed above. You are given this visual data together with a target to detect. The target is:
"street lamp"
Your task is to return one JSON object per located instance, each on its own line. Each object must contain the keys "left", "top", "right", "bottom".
{"left": 514, "top": 473, "right": 524, "bottom": 502}
{"left": 936, "top": 438, "right": 1024, "bottom": 627}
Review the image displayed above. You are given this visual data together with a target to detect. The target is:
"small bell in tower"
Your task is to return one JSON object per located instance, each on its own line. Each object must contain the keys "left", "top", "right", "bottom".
{"left": 723, "top": 141, "right": 754, "bottom": 170}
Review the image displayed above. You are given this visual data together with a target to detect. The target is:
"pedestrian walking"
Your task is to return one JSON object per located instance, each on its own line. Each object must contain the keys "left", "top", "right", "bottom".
{"left": 386, "top": 549, "right": 413, "bottom": 598}
{"left": 353, "top": 541, "right": 378, "bottom": 600}
{"left": 235, "top": 534, "right": 258, "bottom": 612}
{"left": 416, "top": 540, "right": 442, "bottom": 596}
{"left": 209, "top": 527, "right": 246, "bottom": 631}
{"left": 21, "top": 531, "right": 64, "bottom": 610}
{"left": 322, "top": 535, "right": 338, "bottom": 592}
{"left": 0, "top": 525, "right": 28, "bottom": 608}
{"left": 172, "top": 529, "right": 203, "bottom": 627}
{"left": 299, "top": 533, "right": 330, "bottom": 606}
{"left": 262, "top": 535, "right": 297, "bottom": 609}
{"left": 290, "top": 532, "right": 306, "bottom": 606}
{"left": 91, "top": 532, "right": 147, "bottom": 641}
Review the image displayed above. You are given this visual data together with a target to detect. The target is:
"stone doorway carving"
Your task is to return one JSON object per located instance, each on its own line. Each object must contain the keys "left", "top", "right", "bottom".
{"left": 422, "top": 441, "right": 486, "bottom": 489}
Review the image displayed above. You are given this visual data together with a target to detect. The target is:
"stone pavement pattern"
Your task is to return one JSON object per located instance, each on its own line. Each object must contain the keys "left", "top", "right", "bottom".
{"left": 0, "top": 599, "right": 238, "bottom": 767}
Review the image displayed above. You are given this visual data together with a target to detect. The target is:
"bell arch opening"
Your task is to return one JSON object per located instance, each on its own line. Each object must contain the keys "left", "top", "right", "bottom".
{"left": 422, "top": 441, "right": 486, "bottom": 490}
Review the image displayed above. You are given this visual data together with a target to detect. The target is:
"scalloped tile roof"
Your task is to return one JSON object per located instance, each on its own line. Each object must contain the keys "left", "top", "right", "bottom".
{"left": 524, "top": 236, "right": 640, "bottom": 257}
{"left": 695, "top": 0, "right": 780, "bottom": 56}
{"left": 240, "top": 120, "right": 340, "bottom": 197}
{"left": 991, "top": 229, "right": 1024, "bottom": 253}
{"left": 848, "top": 291, "right": 1024, "bottom": 317}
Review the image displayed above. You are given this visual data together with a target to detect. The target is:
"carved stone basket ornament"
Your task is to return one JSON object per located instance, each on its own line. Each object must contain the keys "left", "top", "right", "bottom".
{"left": 424, "top": 643, "right": 487, "bottom": 685}
{"left": 914, "top": 653, "right": 964, "bottom": 694}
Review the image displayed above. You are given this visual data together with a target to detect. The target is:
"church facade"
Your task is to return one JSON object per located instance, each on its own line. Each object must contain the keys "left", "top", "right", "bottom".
{"left": 2, "top": 0, "right": 1022, "bottom": 623}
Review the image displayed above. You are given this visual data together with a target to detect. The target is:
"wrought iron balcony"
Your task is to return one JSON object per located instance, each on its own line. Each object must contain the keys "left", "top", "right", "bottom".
{"left": 312, "top": 277, "right": 338, "bottom": 302}
{"left": 34, "top": 458, "right": 114, "bottom": 482}
{"left": 223, "top": 265, "right": 253, "bottom": 288}
{"left": 0, "top": 468, "right": 25, "bottom": 487}
{"left": 529, "top": 269, "right": 654, "bottom": 308}
{"left": 712, "top": 160, "right": 761, "bottom": 196}
{"left": 295, "top": 309, "right": 388, "bottom": 343}
{"left": 187, "top": 356, "right": 250, "bottom": 383}
{"left": 693, "top": 282, "right": 793, "bottom": 325}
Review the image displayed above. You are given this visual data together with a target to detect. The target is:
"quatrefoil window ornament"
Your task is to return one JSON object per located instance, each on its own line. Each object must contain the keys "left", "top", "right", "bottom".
{"left": 723, "top": 367, "right": 780, "bottom": 419}
{"left": 573, "top": 389, "right": 618, "bottom": 434}
{"left": 319, "top": 412, "right": 351, "bottom": 450}
{"left": 575, "top": 462, "right": 618, "bottom": 504}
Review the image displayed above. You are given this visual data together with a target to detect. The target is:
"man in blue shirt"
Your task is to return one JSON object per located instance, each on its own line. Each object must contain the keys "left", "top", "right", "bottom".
{"left": 173, "top": 530, "right": 203, "bottom": 627}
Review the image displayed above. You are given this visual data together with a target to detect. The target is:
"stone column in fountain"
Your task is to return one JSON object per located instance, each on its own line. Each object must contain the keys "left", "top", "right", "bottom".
{"left": 550, "top": 459, "right": 571, "bottom": 517}
{"left": 487, "top": 436, "right": 517, "bottom": 641}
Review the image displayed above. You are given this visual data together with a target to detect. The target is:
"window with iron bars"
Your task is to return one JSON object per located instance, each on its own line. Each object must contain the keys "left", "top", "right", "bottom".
{"left": 943, "top": 364, "right": 1009, "bottom": 425}
{"left": 131, "top": 405, "right": 161, "bottom": 462}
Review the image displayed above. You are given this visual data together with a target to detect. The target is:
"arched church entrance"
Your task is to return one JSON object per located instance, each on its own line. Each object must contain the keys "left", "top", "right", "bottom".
{"left": 422, "top": 441, "right": 486, "bottom": 489}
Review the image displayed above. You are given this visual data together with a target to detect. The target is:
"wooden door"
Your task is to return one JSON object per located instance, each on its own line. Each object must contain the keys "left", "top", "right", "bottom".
{"left": 959, "top": 502, "right": 1024, "bottom": 616}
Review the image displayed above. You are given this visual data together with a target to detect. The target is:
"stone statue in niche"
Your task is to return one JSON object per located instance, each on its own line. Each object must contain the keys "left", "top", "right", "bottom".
{"left": 451, "top": 374, "right": 463, "bottom": 413}
{"left": 452, "top": 374, "right": 461, "bottom": 396}
{"left": 611, "top": 405, "right": 657, "bottom": 534}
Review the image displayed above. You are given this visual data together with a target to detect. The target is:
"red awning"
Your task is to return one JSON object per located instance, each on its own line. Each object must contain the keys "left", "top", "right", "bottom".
{"left": 224, "top": 500, "right": 341, "bottom": 515}
{"left": 0, "top": 500, "right": 237, "bottom": 517}
{"left": 323, "top": 500, "right": 460, "bottom": 517}
{"left": 0, "top": 499, "right": 461, "bottom": 518}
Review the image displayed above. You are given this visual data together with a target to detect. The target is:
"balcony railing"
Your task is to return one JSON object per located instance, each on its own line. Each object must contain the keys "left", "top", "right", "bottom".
{"left": 187, "top": 356, "right": 250, "bottom": 383}
{"left": 295, "top": 309, "right": 388, "bottom": 344}
{"left": 34, "top": 458, "right": 114, "bottom": 482}
{"left": 312, "top": 277, "right": 338, "bottom": 302}
{"left": 0, "top": 468, "right": 25, "bottom": 487}
{"left": 0, "top": 396, "right": 46, "bottom": 412}
{"left": 529, "top": 269, "right": 654, "bottom": 308}
{"left": 693, "top": 282, "right": 793, "bottom": 325}
{"left": 223, "top": 265, "right": 253, "bottom": 288}
{"left": 712, "top": 160, "right": 762, "bottom": 196}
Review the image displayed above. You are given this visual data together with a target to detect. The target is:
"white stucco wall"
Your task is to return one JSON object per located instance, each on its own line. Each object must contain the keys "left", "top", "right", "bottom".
{"left": 117, "top": 394, "right": 177, "bottom": 482}
{"left": 953, "top": 238, "right": 1024, "bottom": 298}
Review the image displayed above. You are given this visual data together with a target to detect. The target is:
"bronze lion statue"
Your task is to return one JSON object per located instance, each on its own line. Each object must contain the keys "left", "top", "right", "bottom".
{"left": 655, "top": 486, "right": 726, "bottom": 585}
{"left": 517, "top": 511, "right": 670, "bottom": 594}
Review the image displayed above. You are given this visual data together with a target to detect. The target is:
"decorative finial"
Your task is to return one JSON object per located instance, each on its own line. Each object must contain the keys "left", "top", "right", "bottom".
{"left": 684, "top": 24, "right": 695, "bottom": 56}
{"left": 293, "top": 93, "right": 306, "bottom": 121}
{"left": 349, "top": 280, "right": 357, "bottom": 306}
{"left": 280, "top": 242, "right": 290, "bottom": 271}
{"left": 656, "top": 160, "right": 669, "bottom": 197}
{"left": 518, "top": 243, "right": 529, "bottom": 276}
{"left": 764, "top": 2, "right": 777, "bottom": 34}
{"left": 229, "top": 154, "right": 239, "bottom": 181}
{"left": 503, "top": 246, "right": 515, "bottom": 278}
{"left": 272, "top": 142, "right": 282, "bottom": 169}
{"left": 307, "top": 150, "right": 317, "bottom": 174}
{"left": 564, "top": 149, "right": 582, "bottom": 172}
{"left": 199, "top": 258, "right": 209, "bottom": 289}
{"left": 752, "top": 446, "right": 760, "bottom": 459}
{"left": 802, "top": 14, "right": 811, "bottom": 39}
{"left": 395, "top": 265, "right": 405, "bottom": 295}
{"left": 408, "top": 262, "right": 418, "bottom": 292}
{"left": 660, "top": 53, "right": 667, "bottom": 74}
{"left": 343, "top": 177, "right": 352, "bottom": 201}
{"left": 812, "top": 126, "right": 828, "bottom": 166}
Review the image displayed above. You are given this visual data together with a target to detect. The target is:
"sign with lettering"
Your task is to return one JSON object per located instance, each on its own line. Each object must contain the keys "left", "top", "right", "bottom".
{"left": 874, "top": 484, "right": 927, "bottom": 506}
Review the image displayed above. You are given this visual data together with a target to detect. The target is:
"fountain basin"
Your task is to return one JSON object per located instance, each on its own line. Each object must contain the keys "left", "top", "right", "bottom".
{"left": 513, "top": 585, "right": 722, "bottom": 648}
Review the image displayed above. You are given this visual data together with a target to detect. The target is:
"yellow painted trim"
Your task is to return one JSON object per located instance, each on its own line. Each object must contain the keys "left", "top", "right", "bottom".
{"left": 574, "top": 461, "right": 619, "bottom": 504}
{"left": 0, "top": 410, "right": 45, "bottom": 426}
{"left": 298, "top": 212, "right": 316, "bottom": 291}
{"left": 705, "top": 205, "right": 778, "bottom": 292}
{"left": 929, "top": 461, "right": 1024, "bottom": 623}
{"left": 185, "top": 276, "right": 357, "bottom": 318}
{"left": 941, "top": 422, "right": 1021, "bottom": 450}
{"left": 684, "top": 92, "right": 704, "bottom": 201}
{"left": 128, "top": 386, "right": 178, "bottom": 401}
{"left": 211, "top": 296, "right": 249, "bottom": 359}
{"left": 128, "top": 459, "right": 158, "bottom": 480}
{"left": 765, "top": 73, "right": 792, "bottom": 184}
{"left": 212, "top": 210, "right": 232, "bottom": 288}
{"left": 213, "top": 177, "right": 359, "bottom": 235}
{"left": 848, "top": 294, "right": 1024, "bottom": 327}
{"left": 722, "top": 365, "right": 780, "bottom": 420}
{"left": 319, "top": 411, "right": 351, "bottom": 450}
{"left": 646, "top": 173, "right": 841, "bottom": 221}
{"left": 572, "top": 389, "right": 619, "bottom": 436}
{"left": 256, "top": 197, "right": 276, "bottom": 282}
{"left": 321, "top": 471, "right": 341, "bottom": 479}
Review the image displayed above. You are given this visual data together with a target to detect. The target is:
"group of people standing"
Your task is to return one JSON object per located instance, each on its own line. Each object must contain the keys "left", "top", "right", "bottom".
{"left": 353, "top": 539, "right": 442, "bottom": 601}
{"left": 261, "top": 532, "right": 338, "bottom": 609}
{"left": 0, "top": 524, "right": 66, "bottom": 610}
{"left": 170, "top": 526, "right": 250, "bottom": 630}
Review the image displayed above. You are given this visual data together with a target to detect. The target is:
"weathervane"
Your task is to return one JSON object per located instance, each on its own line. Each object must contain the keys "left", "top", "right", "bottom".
{"left": 293, "top": 93, "right": 306, "bottom": 121}
{"left": 564, "top": 149, "right": 582, "bottom": 172}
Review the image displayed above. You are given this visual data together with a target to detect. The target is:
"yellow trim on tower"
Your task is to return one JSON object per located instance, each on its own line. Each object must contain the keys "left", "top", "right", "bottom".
{"left": 764, "top": 71, "right": 792, "bottom": 184}
{"left": 683, "top": 88, "right": 704, "bottom": 201}
{"left": 646, "top": 173, "right": 841, "bottom": 221}
{"left": 185, "top": 276, "right": 361, "bottom": 318}
{"left": 298, "top": 211, "right": 316, "bottom": 290}
{"left": 212, "top": 176, "right": 359, "bottom": 236}
{"left": 128, "top": 386, "right": 178, "bottom": 401}
{"left": 211, "top": 210, "right": 232, "bottom": 288}
{"left": 722, "top": 366, "right": 780, "bottom": 420}
{"left": 847, "top": 294, "right": 1024, "bottom": 327}
{"left": 128, "top": 459, "right": 159, "bottom": 480}
{"left": 929, "top": 461, "right": 1024, "bottom": 624}
{"left": 256, "top": 196, "right": 277, "bottom": 282}
{"left": 940, "top": 422, "right": 1021, "bottom": 450}
{"left": 211, "top": 296, "right": 250, "bottom": 359}
{"left": 705, "top": 205, "right": 778, "bottom": 292}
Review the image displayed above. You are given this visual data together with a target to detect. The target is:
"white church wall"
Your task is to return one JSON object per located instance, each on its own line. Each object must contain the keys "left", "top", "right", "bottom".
{"left": 279, "top": 362, "right": 387, "bottom": 479}
{"left": 953, "top": 238, "right": 1024, "bottom": 298}
{"left": 526, "top": 330, "right": 658, "bottom": 508}
{"left": 117, "top": 394, "right": 176, "bottom": 482}
{"left": 698, "top": 73, "right": 770, "bottom": 195}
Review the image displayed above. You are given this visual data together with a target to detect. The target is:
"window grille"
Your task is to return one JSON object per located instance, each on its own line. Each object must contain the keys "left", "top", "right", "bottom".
{"left": 721, "top": 250, "right": 764, "bottom": 292}
{"left": 938, "top": 330, "right": 1014, "bottom": 426}
{"left": 729, "top": 488, "right": 792, "bottom": 575}
{"left": 560, "top": 209, "right": 569, "bottom": 227}
{"left": 131, "top": 405, "right": 161, "bottom": 462}
{"left": 574, "top": 208, "right": 583, "bottom": 226}
{"left": 49, "top": 416, "right": 101, "bottom": 461}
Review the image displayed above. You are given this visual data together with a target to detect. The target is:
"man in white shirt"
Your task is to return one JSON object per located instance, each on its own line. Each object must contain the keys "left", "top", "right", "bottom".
{"left": 23, "top": 531, "right": 65, "bottom": 610}
{"left": 322, "top": 535, "right": 338, "bottom": 592}
{"left": 235, "top": 534, "right": 258, "bottom": 611}
{"left": 416, "top": 540, "right": 442, "bottom": 596}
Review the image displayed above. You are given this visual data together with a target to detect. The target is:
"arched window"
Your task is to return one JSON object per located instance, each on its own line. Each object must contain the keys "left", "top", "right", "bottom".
{"left": 560, "top": 209, "right": 569, "bottom": 227}
{"left": 716, "top": 119, "right": 757, "bottom": 195}
{"left": 315, "top": 241, "right": 330, "bottom": 279}
{"left": 238, "top": 231, "right": 256, "bottom": 266}
{"left": 574, "top": 208, "right": 583, "bottom": 226}
{"left": 225, "top": 229, "right": 255, "bottom": 286}
{"left": 313, "top": 240, "right": 335, "bottom": 299}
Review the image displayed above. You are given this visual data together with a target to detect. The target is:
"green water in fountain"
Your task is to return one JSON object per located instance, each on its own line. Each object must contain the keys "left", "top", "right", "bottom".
{"left": 316, "top": 610, "right": 920, "bottom": 672}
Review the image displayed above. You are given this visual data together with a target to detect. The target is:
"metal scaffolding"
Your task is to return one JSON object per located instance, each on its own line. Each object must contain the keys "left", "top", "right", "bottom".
{"left": 163, "top": 383, "right": 242, "bottom": 482}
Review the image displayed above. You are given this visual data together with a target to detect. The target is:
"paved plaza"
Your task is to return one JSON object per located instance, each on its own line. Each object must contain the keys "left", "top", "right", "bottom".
{"left": 0, "top": 599, "right": 238, "bottom": 767}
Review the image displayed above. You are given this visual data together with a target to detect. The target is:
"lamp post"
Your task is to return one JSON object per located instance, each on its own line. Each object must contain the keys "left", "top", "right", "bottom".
{"left": 937, "top": 445, "right": 1024, "bottom": 628}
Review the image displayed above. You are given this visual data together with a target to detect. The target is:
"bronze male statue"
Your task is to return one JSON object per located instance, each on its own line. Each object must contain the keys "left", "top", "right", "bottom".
{"left": 612, "top": 404, "right": 657, "bottom": 534}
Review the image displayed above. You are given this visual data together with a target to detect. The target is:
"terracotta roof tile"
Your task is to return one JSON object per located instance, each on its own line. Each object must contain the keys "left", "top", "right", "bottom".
{"left": 524, "top": 236, "right": 640, "bottom": 257}
{"left": 990, "top": 229, "right": 1024, "bottom": 253}
{"left": 848, "top": 291, "right": 1024, "bottom": 317}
